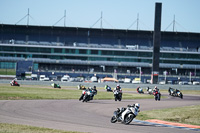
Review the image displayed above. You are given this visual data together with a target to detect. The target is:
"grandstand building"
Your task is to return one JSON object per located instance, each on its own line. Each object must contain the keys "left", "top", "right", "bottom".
{"left": 0, "top": 24, "right": 200, "bottom": 78}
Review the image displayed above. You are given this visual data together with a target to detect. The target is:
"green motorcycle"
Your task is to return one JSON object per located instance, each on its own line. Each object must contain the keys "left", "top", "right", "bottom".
{"left": 51, "top": 83, "right": 61, "bottom": 89}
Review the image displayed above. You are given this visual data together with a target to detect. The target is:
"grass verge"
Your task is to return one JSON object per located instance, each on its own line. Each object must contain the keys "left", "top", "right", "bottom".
{"left": 0, "top": 85, "right": 155, "bottom": 100}
{"left": 137, "top": 105, "right": 200, "bottom": 126}
{"left": 0, "top": 123, "right": 82, "bottom": 133}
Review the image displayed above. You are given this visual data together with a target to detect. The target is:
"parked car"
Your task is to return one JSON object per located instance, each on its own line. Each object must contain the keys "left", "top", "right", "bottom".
{"left": 124, "top": 78, "right": 131, "bottom": 83}
{"left": 61, "top": 75, "right": 70, "bottom": 82}
{"left": 39, "top": 75, "right": 49, "bottom": 81}
{"left": 132, "top": 78, "right": 142, "bottom": 84}
{"left": 178, "top": 81, "right": 188, "bottom": 85}
{"left": 91, "top": 76, "right": 98, "bottom": 82}
{"left": 193, "top": 81, "right": 200, "bottom": 85}
{"left": 159, "top": 80, "right": 166, "bottom": 85}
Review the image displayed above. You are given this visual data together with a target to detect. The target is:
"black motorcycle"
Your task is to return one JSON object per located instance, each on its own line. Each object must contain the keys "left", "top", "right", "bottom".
{"left": 113, "top": 90, "right": 122, "bottom": 101}
{"left": 168, "top": 87, "right": 183, "bottom": 99}
{"left": 153, "top": 90, "right": 161, "bottom": 101}
{"left": 82, "top": 88, "right": 97, "bottom": 102}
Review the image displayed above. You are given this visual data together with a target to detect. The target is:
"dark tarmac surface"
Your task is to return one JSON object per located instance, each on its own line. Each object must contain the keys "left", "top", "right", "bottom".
{"left": 0, "top": 94, "right": 200, "bottom": 133}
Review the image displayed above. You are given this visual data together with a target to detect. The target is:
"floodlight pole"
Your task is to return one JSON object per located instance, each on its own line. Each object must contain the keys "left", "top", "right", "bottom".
{"left": 64, "top": 10, "right": 66, "bottom": 27}
{"left": 173, "top": 15, "right": 175, "bottom": 32}
{"left": 15, "top": 8, "right": 30, "bottom": 25}
{"left": 101, "top": 11, "right": 103, "bottom": 29}
{"left": 137, "top": 13, "right": 139, "bottom": 30}
{"left": 27, "top": 8, "right": 30, "bottom": 26}
{"left": 53, "top": 10, "right": 67, "bottom": 27}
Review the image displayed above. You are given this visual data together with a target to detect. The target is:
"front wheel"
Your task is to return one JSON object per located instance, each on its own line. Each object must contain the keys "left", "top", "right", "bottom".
{"left": 114, "top": 95, "right": 117, "bottom": 101}
{"left": 119, "top": 95, "right": 122, "bottom": 101}
{"left": 154, "top": 95, "right": 157, "bottom": 101}
{"left": 180, "top": 94, "right": 183, "bottom": 99}
{"left": 115, "top": 97, "right": 117, "bottom": 101}
{"left": 158, "top": 94, "right": 161, "bottom": 101}
{"left": 111, "top": 116, "right": 117, "bottom": 123}
{"left": 124, "top": 114, "right": 134, "bottom": 125}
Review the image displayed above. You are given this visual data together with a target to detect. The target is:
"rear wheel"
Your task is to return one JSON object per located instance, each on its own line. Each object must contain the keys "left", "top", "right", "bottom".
{"left": 124, "top": 114, "right": 134, "bottom": 125}
{"left": 111, "top": 116, "right": 117, "bottom": 123}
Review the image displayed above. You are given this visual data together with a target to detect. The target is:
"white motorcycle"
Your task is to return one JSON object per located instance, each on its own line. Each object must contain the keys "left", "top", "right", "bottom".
{"left": 146, "top": 87, "right": 153, "bottom": 95}
{"left": 111, "top": 104, "right": 140, "bottom": 125}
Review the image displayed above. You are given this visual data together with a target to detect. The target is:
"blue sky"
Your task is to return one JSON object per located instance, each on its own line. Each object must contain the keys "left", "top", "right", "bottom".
{"left": 0, "top": 0, "right": 199, "bottom": 33}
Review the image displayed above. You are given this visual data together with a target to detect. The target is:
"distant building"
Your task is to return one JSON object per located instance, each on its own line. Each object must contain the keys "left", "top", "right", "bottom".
{"left": 0, "top": 24, "right": 200, "bottom": 76}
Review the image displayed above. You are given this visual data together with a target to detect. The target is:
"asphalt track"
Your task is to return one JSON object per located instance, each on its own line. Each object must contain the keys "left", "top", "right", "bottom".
{"left": 0, "top": 93, "right": 200, "bottom": 133}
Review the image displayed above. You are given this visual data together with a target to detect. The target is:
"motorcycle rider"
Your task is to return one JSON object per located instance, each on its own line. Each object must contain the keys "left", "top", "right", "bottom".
{"left": 117, "top": 103, "right": 140, "bottom": 117}
{"left": 86, "top": 86, "right": 97, "bottom": 100}
{"left": 105, "top": 85, "right": 112, "bottom": 91}
{"left": 136, "top": 86, "right": 140, "bottom": 92}
{"left": 11, "top": 78, "right": 17, "bottom": 85}
{"left": 114, "top": 84, "right": 122, "bottom": 92}
{"left": 175, "top": 88, "right": 180, "bottom": 95}
{"left": 92, "top": 86, "right": 98, "bottom": 95}
{"left": 154, "top": 86, "right": 160, "bottom": 92}
{"left": 146, "top": 86, "right": 150, "bottom": 92}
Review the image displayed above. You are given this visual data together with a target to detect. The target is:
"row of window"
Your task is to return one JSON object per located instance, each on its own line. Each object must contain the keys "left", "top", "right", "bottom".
{"left": 1, "top": 46, "right": 200, "bottom": 59}
{"left": 1, "top": 53, "right": 200, "bottom": 65}
{"left": 0, "top": 62, "right": 38, "bottom": 70}
{"left": 0, "top": 62, "right": 16, "bottom": 69}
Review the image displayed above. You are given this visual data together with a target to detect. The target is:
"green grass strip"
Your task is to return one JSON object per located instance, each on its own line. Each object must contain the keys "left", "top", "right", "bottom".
{"left": 137, "top": 105, "right": 200, "bottom": 126}
{"left": 0, "top": 123, "right": 82, "bottom": 133}
{"left": 0, "top": 85, "right": 156, "bottom": 100}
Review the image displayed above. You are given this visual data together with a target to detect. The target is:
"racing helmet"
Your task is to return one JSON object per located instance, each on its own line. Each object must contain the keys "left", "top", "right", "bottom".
{"left": 117, "top": 84, "right": 120, "bottom": 87}
{"left": 135, "top": 103, "right": 140, "bottom": 109}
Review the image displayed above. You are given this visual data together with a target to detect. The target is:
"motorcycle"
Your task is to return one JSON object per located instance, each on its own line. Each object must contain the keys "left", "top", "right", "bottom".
{"left": 105, "top": 85, "right": 112, "bottom": 92}
{"left": 111, "top": 105, "right": 140, "bottom": 125}
{"left": 77, "top": 84, "right": 86, "bottom": 90}
{"left": 153, "top": 90, "right": 161, "bottom": 101}
{"left": 51, "top": 83, "right": 61, "bottom": 89}
{"left": 10, "top": 80, "right": 20, "bottom": 86}
{"left": 82, "top": 88, "right": 97, "bottom": 102}
{"left": 168, "top": 87, "right": 183, "bottom": 99}
{"left": 79, "top": 89, "right": 87, "bottom": 101}
{"left": 137, "top": 87, "right": 144, "bottom": 94}
{"left": 146, "top": 87, "right": 153, "bottom": 95}
{"left": 113, "top": 90, "right": 122, "bottom": 101}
